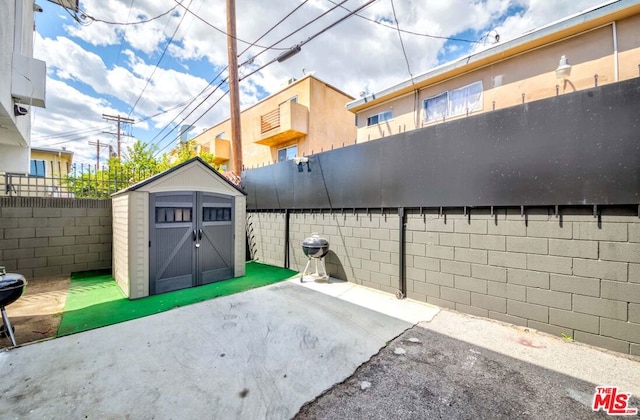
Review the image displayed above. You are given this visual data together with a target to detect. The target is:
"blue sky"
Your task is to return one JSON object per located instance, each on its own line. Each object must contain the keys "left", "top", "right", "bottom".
{"left": 31, "top": 0, "right": 607, "bottom": 165}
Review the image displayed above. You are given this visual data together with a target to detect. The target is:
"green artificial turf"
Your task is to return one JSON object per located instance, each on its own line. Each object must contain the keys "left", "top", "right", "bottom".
{"left": 57, "top": 261, "right": 297, "bottom": 337}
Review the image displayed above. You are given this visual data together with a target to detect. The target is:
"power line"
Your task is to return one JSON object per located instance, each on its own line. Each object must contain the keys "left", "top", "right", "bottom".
{"left": 75, "top": 4, "right": 179, "bottom": 26}
{"left": 390, "top": 0, "right": 413, "bottom": 83}
{"left": 172, "top": 0, "right": 288, "bottom": 51}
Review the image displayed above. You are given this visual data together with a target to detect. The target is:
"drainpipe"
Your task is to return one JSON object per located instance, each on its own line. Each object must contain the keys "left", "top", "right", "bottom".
{"left": 612, "top": 22, "right": 619, "bottom": 82}
{"left": 284, "top": 209, "right": 290, "bottom": 268}
{"left": 397, "top": 207, "right": 406, "bottom": 299}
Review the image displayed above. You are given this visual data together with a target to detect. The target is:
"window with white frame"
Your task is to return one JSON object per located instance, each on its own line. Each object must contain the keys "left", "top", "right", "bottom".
{"left": 30, "top": 160, "right": 46, "bottom": 177}
{"left": 367, "top": 110, "right": 392, "bottom": 126}
{"left": 277, "top": 145, "right": 298, "bottom": 162}
{"left": 423, "top": 81, "right": 483, "bottom": 123}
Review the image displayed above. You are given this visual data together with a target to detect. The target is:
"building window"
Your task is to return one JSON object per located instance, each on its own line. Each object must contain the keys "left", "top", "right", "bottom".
{"left": 278, "top": 145, "right": 298, "bottom": 162}
{"left": 155, "top": 207, "right": 192, "bottom": 223}
{"left": 215, "top": 132, "right": 225, "bottom": 139}
{"left": 367, "top": 110, "right": 392, "bottom": 126}
{"left": 30, "top": 160, "right": 46, "bottom": 177}
{"left": 423, "top": 81, "right": 483, "bottom": 123}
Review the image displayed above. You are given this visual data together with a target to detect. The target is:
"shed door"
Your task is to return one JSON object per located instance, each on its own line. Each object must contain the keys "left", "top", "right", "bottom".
{"left": 150, "top": 191, "right": 235, "bottom": 295}
{"left": 198, "top": 193, "right": 234, "bottom": 284}
{"left": 149, "top": 192, "right": 196, "bottom": 295}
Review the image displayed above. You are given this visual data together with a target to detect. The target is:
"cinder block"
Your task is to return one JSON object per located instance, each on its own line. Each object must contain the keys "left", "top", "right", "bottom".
{"left": 4, "top": 228, "right": 35, "bottom": 239}
{"left": 439, "top": 233, "right": 468, "bottom": 248}
{"left": 370, "top": 229, "right": 390, "bottom": 241}
{"left": 18, "top": 218, "right": 49, "bottom": 228}
{"left": 407, "top": 291, "right": 427, "bottom": 303}
{"left": 370, "top": 250, "right": 391, "bottom": 264}
{"left": 574, "top": 331, "right": 630, "bottom": 354}
{"left": 413, "top": 231, "right": 439, "bottom": 245}
{"left": 487, "top": 220, "right": 526, "bottom": 237}
{"left": 455, "top": 303, "right": 488, "bottom": 318}
{"left": 527, "top": 320, "right": 570, "bottom": 338}
{"left": 406, "top": 243, "right": 426, "bottom": 256}
{"left": 425, "top": 245, "right": 454, "bottom": 260}
{"left": 353, "top": 268, "right": 371, "bottom": 282}
{"left": 470, "top": 234, "right": 506, "bottom": 251}
{"left": 414, "top": 256, "right": 440, "bottom": 272}
{"left": 488, "top": 281, "right": 526, "bottom": 301}
{"left": 573, "top": 259, "right": 627, "bottom": 282}
{"left": 33, "top": 266, "right": 63, "bottom": 278}
{"left": 0, "top": 218, "right": 18, "bottom": 228}
{"left": 64, "top": 208, "right": 87, "bottom": 217}
{"left": 601, "top": 281, "right": 640, "bottom": 304}
{"left": 527, "top": 254, "right": 572, "bottom": 275}
{"left": 508, "top": 269, "right": 549, "bottom": 289}
{"left": 20, "top": 238, "right": 47, "bottom": 249}
{"left": 454, "top": 275, "right": 487, "bottom": 293}
{"left": 471, "top": 292, "right": 506, "bottom": 313}
{"left": 573, "top": 295, "right": 627, "bottom": 320}
{"left": 441, "top": 260, "right": 471, "bottom": 277}
{"left": 453, "top": 219, "right": 487, "bottom": 234}
{"left": 600, "top": 318, "right": 640, "bottom": 343}
{"left": 353, "top": 227, "right": 370, "bottom": 238}
{"left": 548, "top": 239, "right": 598, "bottom": 259}
{"left": 62, "top": 262, "right": 89, "bottom": 274}
{"left": 379, "top": 262, "right": 397, "bottom": 276}
{"left": 64, "top": 226, "right": 89, "bottom": 236}
{"left": 100, "top": 217, "right": 112, "bottom": 227}
{"left": 472, "top": 264, "right": 506, "bottom": 282}
{"left": 75, "top": 253, "right": 99, "bottom": 264}
{"left": 49, "top": 236, "right": 76, "bottom": 246}
{"left": 526, "top": 221, "right": 572, "bottom": 239}
{"left": 507, "top": 237, "right": 548, "bottom": 255}
{"left": 440, "top": 287, "right": 470, "bottom": 305}
{"left": 35, "top": 247, "right": 63, "bottom": 258}
{"left": 370, "top": 271, "right": 391, "bottom": 287}
{"left": 424, "top": 217, "right": 453, "bottom": 233}
{"left": 632, "top": 264, "right": 640, "bottom": 283}
{"left": 406, "top": 267, "right": 426, "bottom": 282}
{"left": 1, "top": 260, "right": 17, "bottom": 271}
{"left": 76, "top": 236, "right": 100, "bottom": 245}
{"left": 424, "top": 270, "right": 454, "bottom": 287}
{"left": 406, "top": 216, "right": 426, "bottom": 232}
{"left": 633, "top": 344, "right": 640, "bottom": 357}
{"left": 455, "top": 248, "right": 488, "bottom": 265}
{"left": 352, "top": 248, "right": 370, "bottom": 260}
{"left": 33, "top": 208, "right": 61, "bottom": 218}
{"left": 427, "top": 296, "right": 456, "bottom": 310}
{"left": 526, "top": 288, "right": 571, "bottom": 310}
{"left": 47, "top": 217, "right": 76, "bottom": 228}
{"left": 87, "top": 207, "right": 111, "bottom": 217}
{"left": 413, "top": 281, "right": 439, "bottom": 298}
{"left": 630, "top": 303, "right": 640, "bottom": 324}
{"left": 600, "top": 242, "right": 640, "bottom": 264}
{"left": 507, "top": 300, "right": 548, "bottom": 323}
{"left": 4, "top": 248, "right": 34, "bottom": 259}
{"left": 36, "top": 227, "right": 64, "bottom": 238}
{"left": 550, "top": 274, "right": 600, "bottom": 297}
{"left": 18, "top": 257, "right": 47, "bottom": 269}
{"left": 344, "top": 237, "right": 360, "bottom": 248}
{"left": 75, "top": 217, "right": 101, "bottom": 227}
{"left": 2, "top": 207, "right": 33, "bottom": 218}
{"left": 488, "top": 251, "right": 527, "bottom": 269}
{"left": 63, "top": 244, "right": 89, "bottom": 255}
{"left": 488, "top": 311, "right": 527, "bottom": 328}
{"left": 48, "top": 255, "right": 74, "bottom": 266}
{"left": 89, "top": 225, "right": 111, "bottom": 235}
{"left": 379, "top": 240, "right": 397, "bottom": 253}
{"left": 575, "top": 221, "right": 628, "bottom": 242}
{"left": 0, "top": 239, "right": 19, "bottom": 250}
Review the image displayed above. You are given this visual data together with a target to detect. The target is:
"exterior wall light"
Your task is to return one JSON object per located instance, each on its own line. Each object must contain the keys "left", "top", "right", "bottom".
{"left": 555, "top": 55, "right": 572, "bottom": 79}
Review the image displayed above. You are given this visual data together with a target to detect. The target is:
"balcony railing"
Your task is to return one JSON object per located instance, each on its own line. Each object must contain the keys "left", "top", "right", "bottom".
{"left": 260, "top": 109, "right": 281, "bottom": 133}
{"left": 256, "top": 101, "right": 308, "bottom": 146}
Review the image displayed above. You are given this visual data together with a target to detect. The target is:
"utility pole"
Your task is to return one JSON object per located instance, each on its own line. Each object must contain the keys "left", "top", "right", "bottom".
{"left": 226, "top": 0, "right": 243, "bottom": 178}
{"left": 88, "top": 139, "right": 110, "bottom": 168}
{"left": 102, "top": 114, "right": 134, "bottom": 161}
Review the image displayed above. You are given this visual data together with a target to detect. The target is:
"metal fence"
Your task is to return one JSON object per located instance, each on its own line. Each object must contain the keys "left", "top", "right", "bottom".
{"left": 1, "top": 163, "right": 158, "bottom": 199}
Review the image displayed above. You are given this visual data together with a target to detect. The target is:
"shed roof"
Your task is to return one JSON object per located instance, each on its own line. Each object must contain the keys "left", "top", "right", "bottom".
{"left": 111, "top": 157, "right": 246, "bottom": 197}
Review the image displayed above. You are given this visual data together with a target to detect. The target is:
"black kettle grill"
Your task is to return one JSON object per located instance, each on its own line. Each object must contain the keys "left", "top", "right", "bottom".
{"left": 0, "top": 266, "right": 27, "bottom": 347}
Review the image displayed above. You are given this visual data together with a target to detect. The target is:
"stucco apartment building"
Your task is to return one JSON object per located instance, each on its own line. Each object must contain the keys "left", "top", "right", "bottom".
{"left": 2, "top": 146, "right": 74, "bottom": 196}
{"left": 348, "top": 0, "right": 640, "bottom": 143}
{"left": 192, "top": 74, "right": 356, "bottom": 170}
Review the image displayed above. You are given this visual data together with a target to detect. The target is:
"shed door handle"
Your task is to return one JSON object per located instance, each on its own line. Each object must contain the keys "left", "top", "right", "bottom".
{"left": 198, "top": 229, "right": 203, "bottom": 240}
{"left": 192, "top": 230, "right": 197, "bottom": 241}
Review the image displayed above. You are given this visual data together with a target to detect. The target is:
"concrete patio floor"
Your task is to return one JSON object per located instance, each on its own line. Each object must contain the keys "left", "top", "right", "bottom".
{"left": 1, "top": 278, "right": 639, "bottom": 419}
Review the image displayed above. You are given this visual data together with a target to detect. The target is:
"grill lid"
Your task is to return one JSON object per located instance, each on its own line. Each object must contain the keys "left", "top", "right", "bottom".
{"left": 302, "top": 233, "right": 329, "bottom": 258}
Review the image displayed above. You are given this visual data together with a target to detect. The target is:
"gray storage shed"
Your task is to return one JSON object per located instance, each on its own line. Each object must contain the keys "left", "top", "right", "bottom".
{"left": 112, "top": 157, "right": 246, "bottom": 299}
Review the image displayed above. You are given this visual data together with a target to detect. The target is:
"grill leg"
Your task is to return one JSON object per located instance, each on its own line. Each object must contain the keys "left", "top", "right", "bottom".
{"left": 1, "top": 306, "right": 17, "bottom": 347}
{"left": 300, "top": 258, "right": 312, "bottom": 283}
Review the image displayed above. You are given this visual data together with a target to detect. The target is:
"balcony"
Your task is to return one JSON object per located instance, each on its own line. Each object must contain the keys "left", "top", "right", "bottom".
{"left": 256, "top": 100, "right": 308, "bottom": 146}
{"left": 210, "top": 137, "right": 231, "bottom": 164}
{"left": 11, "top": 53, "right": 46, "bottom": 108}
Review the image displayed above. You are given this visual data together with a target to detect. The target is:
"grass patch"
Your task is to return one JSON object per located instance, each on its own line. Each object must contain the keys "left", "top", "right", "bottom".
{"left": 57, "top": 261, "right": 297, "bottom": 337}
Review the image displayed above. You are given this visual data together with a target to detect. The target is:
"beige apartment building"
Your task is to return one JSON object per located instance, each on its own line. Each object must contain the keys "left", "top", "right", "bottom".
{"left": 192, "top": 74, "right": 356, "bottom": 170}
{"left": 348, "top": 0, "right": 640, "bottom": 143}
{"left": 1, "top": 146, "right": 73, "bottom": 196}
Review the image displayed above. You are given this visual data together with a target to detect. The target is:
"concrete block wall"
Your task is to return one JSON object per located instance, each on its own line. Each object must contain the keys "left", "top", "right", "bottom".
{"left": 0, "top": 197, "right": 112, "bottom": 278}
{"left": 405, "top": 208, "right": 640, "bottom": 356}
{"left": 248, "top": 207, "right": 640, "bottom": 356}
